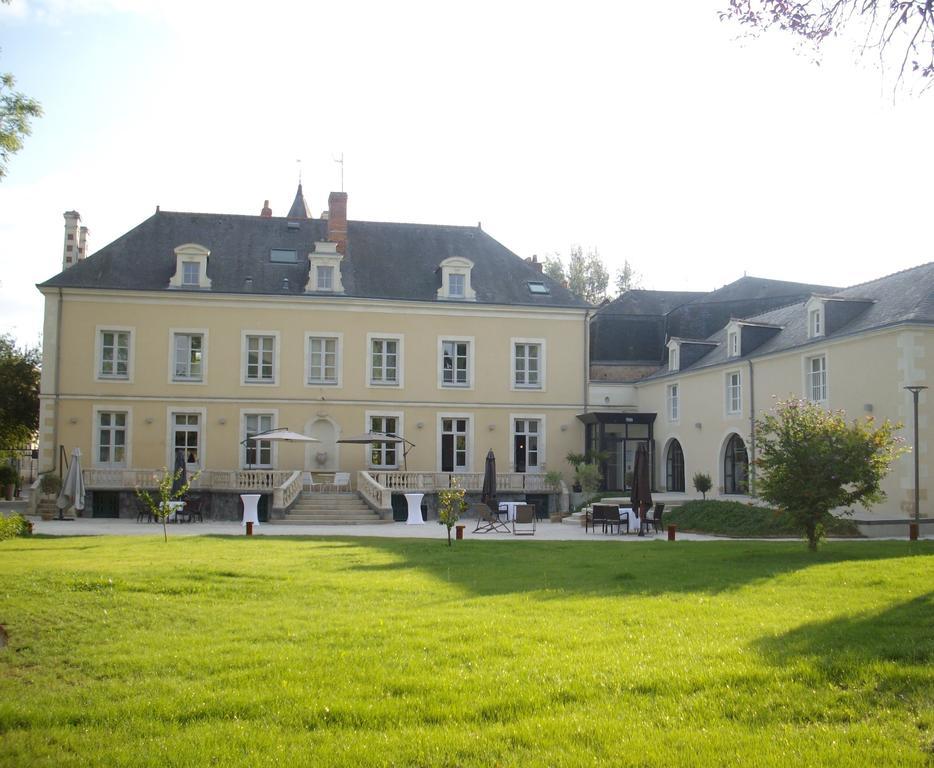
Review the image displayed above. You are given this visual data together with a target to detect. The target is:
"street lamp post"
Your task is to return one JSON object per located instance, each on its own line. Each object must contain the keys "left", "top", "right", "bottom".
{"left": 904, "top": 385, "right": 927, "bottom": 525}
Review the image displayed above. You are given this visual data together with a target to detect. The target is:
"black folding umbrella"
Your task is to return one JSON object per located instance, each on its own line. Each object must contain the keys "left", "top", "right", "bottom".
{"left": 630, "top": 443, "right": 653, "bottom": 536}
{"left": 481, "top": 449, "right": 497, "bottom": 512}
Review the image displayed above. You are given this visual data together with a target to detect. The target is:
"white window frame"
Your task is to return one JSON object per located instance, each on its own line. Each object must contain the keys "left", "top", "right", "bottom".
{"left": 437, "top": 256, "right": 476, "bottom": 301}
{"left": 437, "top": 412, "right": 473, "bottom": 473}
{"left": 240, "top": 410, "right": 278, "bottom": 469}
{"left": 304, "top": 332, "right": 342, "bottom": 388}
{"left": 95, "top": 325, "right": 134, "bottom": 383}
{"left": 305, "top": 241, "right": 345, "bottom": 293}
{"left": 241, "top": 331, "right": 280, "bottom": 386}
{"left": 438, "top": 335, "right": 474, "bottom": 390}
{"left": 511, "top": 337, "right": 546, "bottom": 391}
{"left": 667, "top": 341, "right": 680, "bottom": 372}
{"left": 92, "top": 405, "right": 132, "bottom": 468}
{"left": 168, "top": 328, "right": 208, "bottom": 385}
{"left": 805, "top": 353, "right": 828, "bottom": 403}
{"left": 367, "top": 333, "right": 404, "bottom": 388}
{"left": 510, "top": 413, "right": 545, "bottom": 473}
{"left": 168, "top": 243, "right": 212, "bottom": 289}
{"left": 806, "top": 297, "right": 825, "bottom": 339}
{"left": 365, "top": 411, "right": 404, "bottom": 469}
{"left": 166, "top": 407, "right": 206, "bottom": 471}
{"left": 728, "top": 329, "right": 739, "bottom": 358}
{"left": 725, "top": 370, "right": 742, "bottom": 416}
{"left": 667, "top": 382, "right": 680, "bottom": 422}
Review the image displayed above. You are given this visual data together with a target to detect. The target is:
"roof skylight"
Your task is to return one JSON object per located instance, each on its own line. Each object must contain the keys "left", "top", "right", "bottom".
{"left": 527, "top": 281, "right": 550, "bottom": 295}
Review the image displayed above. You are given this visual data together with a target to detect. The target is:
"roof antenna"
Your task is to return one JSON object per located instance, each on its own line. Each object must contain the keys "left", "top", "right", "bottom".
{"left": 296, "top": 158, "right": 302, "bottom": 185}
{"left": 333, "top": 152, "right": 344, "bottom": 192}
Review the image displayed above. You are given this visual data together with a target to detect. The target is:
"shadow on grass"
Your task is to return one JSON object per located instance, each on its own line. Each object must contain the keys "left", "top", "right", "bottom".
{"left": 754, "top": 591, "right": 934, "bottom": 704}
{"left": 340, "top": 538, "right": 934, "bottom": 598}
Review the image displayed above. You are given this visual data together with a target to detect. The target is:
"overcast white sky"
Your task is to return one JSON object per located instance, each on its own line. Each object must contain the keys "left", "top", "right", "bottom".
{"left": 1, "top": 0, "right": 932, "bottom": 347}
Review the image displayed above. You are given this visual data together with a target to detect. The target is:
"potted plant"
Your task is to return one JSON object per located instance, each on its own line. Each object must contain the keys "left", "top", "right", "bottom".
{"left": 0, "top": 465, "right": 17, "bottom": 501}
{"left": 37, "top": 473, "right": 62, "bottom": 520}
{"left": 545, "top": 470, "right": 566, "bottom": 520}
{"left": 566, "top": 452, "right": 586, "bottom": 492}
{"left": 693, "top": 472, "right": 712, "bottom": 500}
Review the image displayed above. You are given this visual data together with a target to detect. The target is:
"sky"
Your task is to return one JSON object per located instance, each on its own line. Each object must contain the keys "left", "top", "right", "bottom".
{"left": 1, "top": 0, "right": 932, "bottom": 347}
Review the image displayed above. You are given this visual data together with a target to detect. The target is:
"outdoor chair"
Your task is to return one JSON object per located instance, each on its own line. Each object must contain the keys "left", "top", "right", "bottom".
{"left": 473, "top": 502, "right": 511, "bottom": 534}
{"left": 512, "top": 504, "right": 536, "bottom": 535}
{"left": 589, "top": 504, "right": 617, "bottom": 534}
{"left": 134, "top": 496, "right": 153, "bottom": 523}
{"left": 614, "top": 507, "right": 630, "bottom": 535}
{"left": 331, "top": 472, "right": 351, "bottom": 493}
{"left": 650, "top": 503, "right": 665, "bottom": 534}
{"left": 185, "top": 495, "right": 205, "bottom": 523}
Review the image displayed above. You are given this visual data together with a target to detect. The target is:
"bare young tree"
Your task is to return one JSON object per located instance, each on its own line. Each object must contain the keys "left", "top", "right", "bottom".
{"left": 721, "top": 0, "right": 934, "bottom": 91}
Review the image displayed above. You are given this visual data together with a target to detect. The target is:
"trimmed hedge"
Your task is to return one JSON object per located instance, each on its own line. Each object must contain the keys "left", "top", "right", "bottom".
{"left": 664, "top": 499, "right": 862, "bottom": 538}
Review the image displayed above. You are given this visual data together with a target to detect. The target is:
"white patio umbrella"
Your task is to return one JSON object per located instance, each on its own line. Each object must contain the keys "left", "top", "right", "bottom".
{"left": 240, "top": 428, "right": 319, "bottom": 469}
{"left": 56, "top": 447, "right": 86, "bottom": 520}
{"left": 337, "top": 432, "right": 415, "bottom": 471}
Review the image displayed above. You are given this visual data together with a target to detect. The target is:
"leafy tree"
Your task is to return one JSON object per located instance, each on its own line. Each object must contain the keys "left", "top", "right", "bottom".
{"left": 754, "top": 398, "right": 905, "bottom": 551}
{"left": 615, "top": 259, "right": 642, "bottom": 293}
{"left": 567, "top": 246, "right": 610, "bottom": 305}
{"left": 136, "top": 467, "right": 199, "bottom": 543}
{"left": 543, "top": 254, "right": 566, "bottom": 285}
{"left": 692, "top": 472, "right": 712, "bottom": 500}
{"left": 721, "top": 0, "right": 934, "bottom": 90}
{"left": 0, "top": 334, "right": 40, "bottom": 448}
{"left": 437, "top": 477, "right": 467, "bottom": 546}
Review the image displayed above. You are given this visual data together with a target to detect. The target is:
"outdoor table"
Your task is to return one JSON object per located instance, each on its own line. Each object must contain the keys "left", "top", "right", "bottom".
{"left": 498, "top": 501, "right": 523, "bottom": 522}
{"left": 241, "top": 494, "right": 261, "bottom": 527}
{"left": 617, "top": 507, "right": 636, "bottom": 534}
{"left": 404, "top": 493, "right": 425, "bottom": 525}
{"left": 160, "top": 500, "right": 186, "bottom": 523}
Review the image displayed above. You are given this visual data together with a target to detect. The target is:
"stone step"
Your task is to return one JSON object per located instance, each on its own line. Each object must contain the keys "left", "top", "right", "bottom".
{"left": 266, "top": 518, "right": 393, "bottom": 525}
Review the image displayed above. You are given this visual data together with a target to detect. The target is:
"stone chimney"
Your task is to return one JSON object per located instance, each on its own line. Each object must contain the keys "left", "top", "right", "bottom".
{"left": 525, "top": 254, "right": 543, "bottom": 273}
{"left": 78, "top": 226, "right": 89, "bottom": 260}
{"left": 62, "top": 210, "right": 83, "bottom": 270}
{"left": 327, "top": 191, "right": 348, "bottom": 254}
{"left": 260, "top": 199, "right": 272, "bottom": 217}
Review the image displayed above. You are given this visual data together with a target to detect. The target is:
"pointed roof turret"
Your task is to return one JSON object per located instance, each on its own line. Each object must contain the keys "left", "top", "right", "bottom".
{"left": 287, "top": 183, "right": 311, "bottom": 219}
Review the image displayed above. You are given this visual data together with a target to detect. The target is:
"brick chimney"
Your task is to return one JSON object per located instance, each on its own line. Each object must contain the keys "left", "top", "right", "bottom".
{"left": 260, "top": 199, "right": 272, "bottom": 217}
{"left": 327, "top": 191, "right": 348, "bottom": 254}
{"left": 62, "top": 210, "right": 82, "bottom": 270}
{"left": 525, "top": 254, "right": 543, "bottom": 273}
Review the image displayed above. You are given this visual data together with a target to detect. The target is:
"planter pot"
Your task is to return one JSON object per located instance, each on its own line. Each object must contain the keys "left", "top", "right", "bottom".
{"left": 2, "top": 485, "right": 12, "bottom": 501}
{"left": 569, "top": 492, "right": 586, "bottom": 509}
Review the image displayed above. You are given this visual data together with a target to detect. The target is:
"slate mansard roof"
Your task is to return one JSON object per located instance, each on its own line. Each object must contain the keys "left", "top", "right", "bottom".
{"left": 651, "top": 262, "right": 934, "bottom": 378}
{"left": 40, "top": 209, "right": 588, "bottom": 310}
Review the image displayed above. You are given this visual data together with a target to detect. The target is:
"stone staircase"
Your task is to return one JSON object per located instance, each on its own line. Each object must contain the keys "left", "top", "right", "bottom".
{"left": 269, "top": 491, "right": 391, "bottom": 525}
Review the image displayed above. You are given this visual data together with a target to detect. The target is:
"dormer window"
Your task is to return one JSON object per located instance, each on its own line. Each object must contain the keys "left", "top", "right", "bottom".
{"left": 305, "top": 242, "right": 344, "bottom": 294}
{"left": 725, "top": 321, "right": 742, "bottom": 358}
{"left": 667, "top": 341, "right": 680, "bottom": 372}
{"left": 169, "top": 243, "right": 212, "bottom": 290}
{"left": 806, "top": 297, "right": 825, "bottom": 339}
{"left": 437, "top": 256, "right": 476, "bottom": 301}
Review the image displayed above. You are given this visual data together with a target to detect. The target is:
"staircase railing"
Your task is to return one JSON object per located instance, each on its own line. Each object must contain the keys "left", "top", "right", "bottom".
{"left": 273, "top": 471, "right": 303, "bottom": 511}
{"left": 357, "top": 471, "right": 392, "bottom": 513}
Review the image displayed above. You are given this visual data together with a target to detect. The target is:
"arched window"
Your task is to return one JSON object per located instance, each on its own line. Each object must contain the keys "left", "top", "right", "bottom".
{"left": 723, "top": 434, "right": 748, "bottom": 494}
{"left": 666, "top": 440, "right": 685, "bottom": 492}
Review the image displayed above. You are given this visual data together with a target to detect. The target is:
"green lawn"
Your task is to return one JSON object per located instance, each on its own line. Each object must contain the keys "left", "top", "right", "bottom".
{"left": 1, "top": 535, "right": 931, "bottom": 767}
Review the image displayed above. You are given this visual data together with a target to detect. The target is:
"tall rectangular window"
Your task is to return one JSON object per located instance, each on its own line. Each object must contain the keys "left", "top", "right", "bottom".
{"left": 513, "top": 418, "right": 540, "bottom": 472}
{"left": 244, "top": 414, "right": 273, "bottom": 467}
{"left": 441, "top": 417, "right": 469, "bottom": 472}
{"left": 368, "top": 415, "right": 398, "bottom": 467}
{"left": 172, "top": 413, "right": 201, "bottom": 468}
{"left": 308, "top": 337, "right": 338, "bottom": 385}
{"left": 99, "top": 330, "right": 129, "bottom": 379}
{"left": 97, "top": 411, "right": 127, "bottom": 465}
{"left": 370, "top": 338, "right": 399, "bottom": 385}
{"left": 316, "top": 265, "right": 334, "bottom": 291}
{"left": 448, "top": 273, "right": 465, "bottom": 298}
{"left": 245, "top": 335, "right": 275, "bottom": 383}
{"left": 807, "top": 355, "right": 827, "bottom": 402}
{"left": 173, "top": 333, "right": 203, "bottom": 381}
{"left": 513, "top": 342, "right": 542, "bottom": 388}
{"left": 667, "top": 383, "right": 679, "bottom": 421}
{"left": 726, "top": 371, "right": 742, "bottom": 415}
{"left": 809, "top": 308, "right": 823, "bottom": 338}
{"left": 182, "top": 261, "right": 200, "bottom": 286}
{"left": 441, "top": 340, "right": 470, "bottom": 387}
{"left": 728, "top": 331, "right": 739, "bottom": 357}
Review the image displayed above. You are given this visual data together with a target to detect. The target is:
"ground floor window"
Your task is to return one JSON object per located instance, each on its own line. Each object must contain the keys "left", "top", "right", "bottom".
{"left": 172, "top": 413, "right": 201, "bottom": 469}
{"left": 666, "top": 440, "right": 684, "bottom": 492}
{"left": 369, "top": 414, "right": 399, "bottom": 468}
{"left": 513, "top": 418, "right": 541, "bottom": 472}
{"left": 723, "top": 433, "right": 748, "bottom": 494}
{"left": 441, "top": 417, "right": 469, "bottom": 472}
{"left": 244, "top": 413, "right": 273, "bottom": 468}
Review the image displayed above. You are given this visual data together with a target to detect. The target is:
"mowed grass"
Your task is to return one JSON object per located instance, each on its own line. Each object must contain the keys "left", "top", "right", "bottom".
{"left": 0, "top": 536, "right": 931, "bottom": 767}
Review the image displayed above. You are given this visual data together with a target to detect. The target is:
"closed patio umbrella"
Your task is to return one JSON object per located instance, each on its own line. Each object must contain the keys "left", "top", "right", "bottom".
{"left": 171, "top": 448, "right": 187, "bottom": 497}
{"left": 630, "top": 443, "right": 653, "bottom": 536}
{"left": 56, "top": 447, "right": 85, "bottom": 520}
{"left": 481, "top": 449, "right": 497, "bottom": 512}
